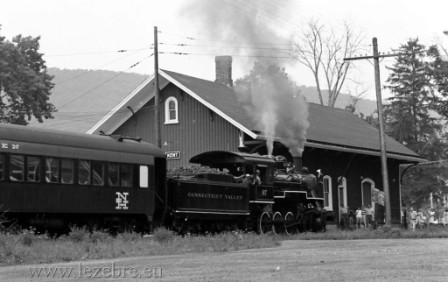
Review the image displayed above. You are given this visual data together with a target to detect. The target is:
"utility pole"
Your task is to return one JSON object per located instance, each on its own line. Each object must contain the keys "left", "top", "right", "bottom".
{"left": 154, "top": 26, "right": 161, "bottom": 148}
{"left": 344, "top": 37, "right": 400, "bottom": 226}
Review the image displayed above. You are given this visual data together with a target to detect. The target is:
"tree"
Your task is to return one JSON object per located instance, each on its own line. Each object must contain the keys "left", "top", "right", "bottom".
{"left": 401, "top": 161, "right": 448, "bottom": 208}
{"left": 427, "top": 45, "right": 448, "bottom": 119}
{"left": 291, "top": 20, "right": 363, "bottom": 107}
{"left": 0, "top": 28, "right": 55, "bottom": 125}
{"left": 383, "top": 39, "right": 440, "bottom": 155}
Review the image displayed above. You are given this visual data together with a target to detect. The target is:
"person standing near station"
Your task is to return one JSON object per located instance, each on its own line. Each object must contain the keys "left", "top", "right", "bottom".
{"left": 409, "top": 207, "right": 417, "bottom": 231}
{"left": 355, "top": 206, "right": 364, "bottom": 229}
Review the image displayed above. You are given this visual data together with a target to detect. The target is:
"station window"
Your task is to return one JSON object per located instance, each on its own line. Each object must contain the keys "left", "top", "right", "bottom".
{"left": 0, "top": 154, "right": 4, "bottom": 181}
{"left": 164, "top": 96, "right": 179, "bottom": 124}
{"left": 323, "top": 176, "right": 333, "bottom": 211}
{"left": 27, "top": 156, "right": 41, "bottom": 183}
{"left": 10, "top": 155, "right": 25, "bottom": 182}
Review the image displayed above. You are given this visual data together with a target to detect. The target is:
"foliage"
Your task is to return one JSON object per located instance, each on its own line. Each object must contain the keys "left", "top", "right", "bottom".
{"left": 401, "top": 161, "right": 448, "bottom": 207}
{"left": 0, "top": 27, "right": 55, "bottom": 125}
{"left": 427, "top": 45, "right": 448, "bottom": 119}
{"left": 384, "top": 39, "right": 441, "bottom": 156}
{"left": 153, "top": 227, "right": 174, "bottom": 243}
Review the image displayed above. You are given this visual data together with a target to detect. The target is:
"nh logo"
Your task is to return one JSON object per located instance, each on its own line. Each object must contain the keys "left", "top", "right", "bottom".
{"left": 116, "top": 192, "right": 129, "bottom": 210}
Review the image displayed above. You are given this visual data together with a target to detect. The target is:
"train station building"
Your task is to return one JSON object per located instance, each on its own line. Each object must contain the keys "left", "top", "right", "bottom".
{"left": 87, "top": 56, "right": 424, "bottom": 225}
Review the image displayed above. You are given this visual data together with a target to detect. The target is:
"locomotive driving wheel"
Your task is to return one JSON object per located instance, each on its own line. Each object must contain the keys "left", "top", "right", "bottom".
{"left": 272, "top": 212, "right": 283, "bottom": 234}
{"left": 284, "top": 211, "right": 298, "bottom": 235}
{"left": 257, "top": 211, "right": 272, "bottom": 234}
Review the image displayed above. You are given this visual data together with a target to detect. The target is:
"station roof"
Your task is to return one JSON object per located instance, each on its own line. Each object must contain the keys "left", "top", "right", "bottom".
{"left": 88, "top": 69, "right": 424, "bottom": 162}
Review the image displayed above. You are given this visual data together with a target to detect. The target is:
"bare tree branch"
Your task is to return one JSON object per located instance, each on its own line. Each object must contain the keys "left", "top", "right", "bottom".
{"left": 292, "top": 20, "right": 364, "bottom": 107}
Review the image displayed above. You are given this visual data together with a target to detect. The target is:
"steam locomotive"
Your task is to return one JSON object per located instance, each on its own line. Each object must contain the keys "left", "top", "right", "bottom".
{"left": 0, "top": 124, "right": 326, "bottom": 234}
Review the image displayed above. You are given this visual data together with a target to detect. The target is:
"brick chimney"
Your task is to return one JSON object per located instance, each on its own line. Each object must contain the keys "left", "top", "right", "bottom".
{"left": 215, "top": 56, "right": 233, "bottom": 87}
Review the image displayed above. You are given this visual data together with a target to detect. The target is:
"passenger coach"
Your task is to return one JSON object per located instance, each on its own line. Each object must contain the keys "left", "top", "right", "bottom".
{"left": 0, "top": 124, "right": 166, "bottom": 232}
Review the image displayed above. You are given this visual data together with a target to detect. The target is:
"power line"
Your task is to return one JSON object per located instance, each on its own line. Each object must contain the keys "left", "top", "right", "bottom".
{"left": 159, "top": 51, "right": 294, "bottom": 59}
{"left": 158, "top": 30, "right": 290, "bottom": 46}
{"left": 45, "top": 46, "right": 153, "bottom": 57}
{"left": 159, "top": 42, "right": 294, "bottom": 52}
{"left": 56, "top": 46, "right": 153, "bottom": 85}
{"left": 57, "top": 54, "right": 154, "bottom": 110}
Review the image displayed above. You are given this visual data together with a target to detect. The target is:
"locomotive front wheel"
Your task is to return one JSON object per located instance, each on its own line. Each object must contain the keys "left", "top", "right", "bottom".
{"left": 284, "top": 212, "right": 297, "bottom": 235}
{"left": 272, "top": 212, "right": 283, "bottom": 234}
{"left": 258, "top": 211, "right": 272, "bottom": 234}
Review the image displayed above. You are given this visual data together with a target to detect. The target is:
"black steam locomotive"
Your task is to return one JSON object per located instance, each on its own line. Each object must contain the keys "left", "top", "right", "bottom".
{"left": 166, "top": 151, "right": 326, "bottom": 234}
{"left": 0, "top": 124, "right": 325, "bottom": 234}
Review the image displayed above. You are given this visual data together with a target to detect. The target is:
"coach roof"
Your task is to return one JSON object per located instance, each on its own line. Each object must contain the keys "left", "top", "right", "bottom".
{"left": 0, "top": 123, "right": 165, "bottom": 157}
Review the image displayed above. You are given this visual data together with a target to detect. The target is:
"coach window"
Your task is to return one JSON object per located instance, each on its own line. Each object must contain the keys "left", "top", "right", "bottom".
{"left": 139, "top": 165, "right": 149, "bottom": 188}
{"left": 120, "top": 164, "right": 133, "bottom": 187}
{"left": 164, "top": 96, "right": 178, "bottom": 124}
{"left": 78, "top": 160, "right": 91, "bottom": 185}
{"left": 61, "top": 159, "right": 74, "bottom": 184}
{"left": 45, "top": 157, "right": 60, "bottom": 183}
{"left": 27, "top": 156, "right": 41, "bottom": 183}
{"left": 0, "top": 154, "right": 4, "bottom": 181}
{"left": 108, "top": 162, "right": 120, "bottom": 187}
{"left": 92, "top": 161, "right": 105, "bottom": 186}
{"left": 10, "top": 155, "right": 25, "bottom": 181}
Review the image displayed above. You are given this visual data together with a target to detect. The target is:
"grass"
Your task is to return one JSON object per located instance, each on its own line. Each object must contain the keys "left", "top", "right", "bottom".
{"left": 2, "top": 225, "right": 448, "bottom": 266}
{"left": 290, "top": 224, "right": 448, "bottom": 240}
{"left": 0, "top": 227, "right": 280, "bottom": 266}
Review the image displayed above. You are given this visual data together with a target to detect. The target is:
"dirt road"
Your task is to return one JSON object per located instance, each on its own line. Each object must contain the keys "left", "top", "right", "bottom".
{"left": 1, "top": 238, "right": 448, "bottom": 281}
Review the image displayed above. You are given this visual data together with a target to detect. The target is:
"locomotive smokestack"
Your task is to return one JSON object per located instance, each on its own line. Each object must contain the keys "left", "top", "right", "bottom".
{"left": 293, "top": 157, "right": 302, "bottom": 172}
{"left": 215, "top": 56, "right": 233, "bottom": 87}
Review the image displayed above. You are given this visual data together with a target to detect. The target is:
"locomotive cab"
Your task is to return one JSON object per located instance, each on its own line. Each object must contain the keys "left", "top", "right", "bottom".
{"left": 166, "top": 150, "right": 326, "bottom": 234}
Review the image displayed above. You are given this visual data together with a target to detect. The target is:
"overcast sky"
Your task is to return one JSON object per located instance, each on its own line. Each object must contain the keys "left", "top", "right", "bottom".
{"left": 1, "top": 0, "right": 448, "bottom": 101}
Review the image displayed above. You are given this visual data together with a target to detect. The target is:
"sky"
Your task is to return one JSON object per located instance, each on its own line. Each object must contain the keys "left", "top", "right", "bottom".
{"left": 1, "top": 0, "right": 448, "bottom": 102}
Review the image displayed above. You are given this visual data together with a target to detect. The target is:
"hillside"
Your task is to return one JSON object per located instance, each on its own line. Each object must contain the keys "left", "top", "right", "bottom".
{"left": 30, "top": 68, "right": 148, "bottom": 132}
{"left": 31, "top": 68, "right": 377, "bottom": 133}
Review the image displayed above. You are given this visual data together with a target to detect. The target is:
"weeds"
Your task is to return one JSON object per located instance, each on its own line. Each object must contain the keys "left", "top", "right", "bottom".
{"left": 3, "top": 224, "right": 448, "bottom": 267}
{"left": 0, "top": 227, "right": 280, "bottom": 266}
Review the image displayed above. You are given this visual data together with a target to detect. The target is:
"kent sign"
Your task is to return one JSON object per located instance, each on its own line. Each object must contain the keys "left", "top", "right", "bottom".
{"left": 165, "top": 151, "right": 180, "bottom": 160}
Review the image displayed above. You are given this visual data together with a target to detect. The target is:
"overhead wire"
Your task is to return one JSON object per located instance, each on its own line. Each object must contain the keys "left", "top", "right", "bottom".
{"left": 55, "top": 45, "right": 153, "bottom": 85}
{"left": 158, "top": 30, "right": 290, "bottom": 46}
{"left": 57, "top": 53, "right": 154, "bottom": 110}
{"left": 45, "top": 46, "right": 153, "bottom": 57}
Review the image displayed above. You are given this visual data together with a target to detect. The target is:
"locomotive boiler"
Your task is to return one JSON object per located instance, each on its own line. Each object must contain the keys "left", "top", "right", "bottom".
{"left": 164, "top": 151, "right": 326, "bottom": 234}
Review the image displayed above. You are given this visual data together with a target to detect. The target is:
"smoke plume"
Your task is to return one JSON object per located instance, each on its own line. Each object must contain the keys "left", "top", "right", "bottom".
{"left": 235, "top": 65, "right": 309, "bottom": 157}
{"left": 178, "top": 1, "right": 309, "bottom": 156}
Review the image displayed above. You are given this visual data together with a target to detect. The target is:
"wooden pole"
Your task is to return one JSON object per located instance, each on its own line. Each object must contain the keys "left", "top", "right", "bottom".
{"left": 373, "top": 37, "right": 391, "bottom": 225}
{"left": 154, "top": 26, "right": 161, "bottom": 148}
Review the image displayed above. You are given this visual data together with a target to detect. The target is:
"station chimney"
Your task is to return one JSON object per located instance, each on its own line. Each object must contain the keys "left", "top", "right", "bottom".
{"left": 215, "top": 56, "right": 233, "bottom": 87}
